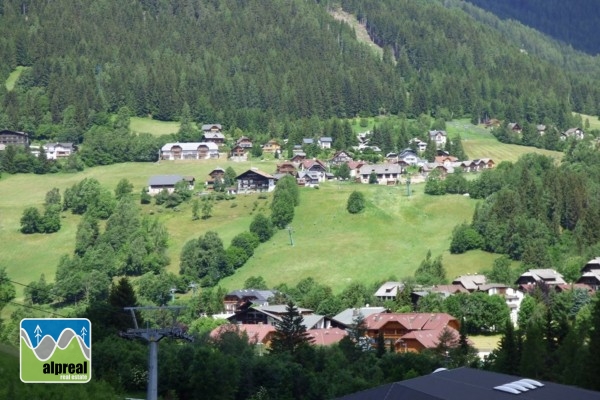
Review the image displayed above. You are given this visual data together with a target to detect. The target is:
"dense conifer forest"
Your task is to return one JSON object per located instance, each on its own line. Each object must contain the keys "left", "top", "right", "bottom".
{"left": 465, "top": 0, "right": 600, "bottom": 55}
{"left": 1, "top": 0, "right": 600, "bottom": 141}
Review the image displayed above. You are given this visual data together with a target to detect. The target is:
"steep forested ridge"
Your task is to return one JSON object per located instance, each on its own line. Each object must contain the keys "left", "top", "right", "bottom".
{"left": 465, "top": 0, "right": 600, "bottom": 55}
{"left": 1, "top": 0, "right": 600, "bottom": 140}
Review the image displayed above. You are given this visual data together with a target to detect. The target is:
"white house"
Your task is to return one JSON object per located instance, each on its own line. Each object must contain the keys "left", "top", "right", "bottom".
{"left": 160, "top": 142, "right": 219, "bottom": 160}
{"left": 428, "top": 130, "right": 448, "bottom": 148}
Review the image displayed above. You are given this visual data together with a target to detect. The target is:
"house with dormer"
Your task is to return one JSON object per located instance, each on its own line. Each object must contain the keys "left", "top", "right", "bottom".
{"left": 428, "top": 130, "right": 448, "bottom": 148}
{"left": 363, "top": 312, "right": 460, "bottom": 353}
{"left": 160, "top": 142, "right": 219, "bottom": 160}
{"left": 236, "top": 169, "right": 276, "bottom": 193}
{"left": 330, "top": 150, "right": 353, "bottom": 165}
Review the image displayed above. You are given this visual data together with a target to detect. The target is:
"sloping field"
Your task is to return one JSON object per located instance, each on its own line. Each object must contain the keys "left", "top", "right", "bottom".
{"left": 130, "top": 117, "right": 180, "bottom": 136}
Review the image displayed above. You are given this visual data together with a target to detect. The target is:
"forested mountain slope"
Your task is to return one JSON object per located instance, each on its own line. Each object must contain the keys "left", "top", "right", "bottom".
{"left": 0, "top": 0, "right": 599, "bottom": 139}
{"left": 465, "top": 0, "right": 600, "bottom": 55}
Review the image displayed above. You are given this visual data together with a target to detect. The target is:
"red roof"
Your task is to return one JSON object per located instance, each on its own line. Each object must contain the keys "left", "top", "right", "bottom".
{"left": 306, "top": 328, "right": 348, "bottom": 346}
{"left": 364, "top": 313, "right": 457, "bottom": 331}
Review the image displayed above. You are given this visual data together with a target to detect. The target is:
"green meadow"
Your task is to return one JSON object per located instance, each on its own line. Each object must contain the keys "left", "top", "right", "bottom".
{"left": 0, "top": 124, "right": 558, "bottom": 305}
{"left": 130, "top": 117, "right": 180, "bottom": 136}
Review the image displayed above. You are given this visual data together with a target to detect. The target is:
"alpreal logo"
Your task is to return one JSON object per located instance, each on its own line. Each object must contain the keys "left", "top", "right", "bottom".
{"left": 20, "top": 318, "right": 91, "bottom": 383}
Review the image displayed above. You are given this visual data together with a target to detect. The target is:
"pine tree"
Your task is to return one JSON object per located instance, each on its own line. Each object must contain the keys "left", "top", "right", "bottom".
{"left": 270, "top": 301, "right": 313, "bottom": 355}
{"left": 584, "top": 296, "right": 600, "bottom": 390}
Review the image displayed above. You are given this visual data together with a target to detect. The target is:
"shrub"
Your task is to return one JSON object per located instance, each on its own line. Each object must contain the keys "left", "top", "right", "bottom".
{"left": 347, "top": 191, "right": 366, "bottom": 214}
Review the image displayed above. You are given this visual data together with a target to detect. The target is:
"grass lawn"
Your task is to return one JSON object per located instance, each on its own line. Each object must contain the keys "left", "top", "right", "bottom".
{"left": 219, "top": 181, "right": 500, "bottom": 292}
{"left": 469, "top": 334, "right": 502, "bottom": 352}
{"left": 130, "top": 117, "right": 180, "bottom": 136}
{"left": 574, "top": 112, "right": 600, "bottom": 131}
{"left": 446, "top": 119, "right": 563, "bottom": 163}
{"left": 5, "top": 66, "right": 28, "bottom": 91}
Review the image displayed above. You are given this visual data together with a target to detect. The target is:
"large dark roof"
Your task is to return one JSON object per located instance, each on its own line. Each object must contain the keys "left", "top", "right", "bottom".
{"left": 336, "top": 368, "right": 600, "bottom": 400}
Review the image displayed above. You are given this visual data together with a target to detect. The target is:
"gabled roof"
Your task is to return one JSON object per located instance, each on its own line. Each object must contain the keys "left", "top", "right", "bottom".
{"left": 203, "top": 132, "right": 225, "bottom": 139}
{"left": 161, "top": 142, "right": 218, "bottom": 151}
{"left": 148, "top": 175, "right": 185, "bottom": 186}
{"left": 236, "top": 169, "right": 275, "bottom": 180}
{"left": 429, "top": 130, "right": 448, "bottom": 138}
{"left": 225, "top": 289, "right": 276, "bottom": 303}
{"left": 319, "top": 136, "right": 333, "bottom": 142}
{"left": 331, "top": 307, "right": 387, "bottom": 327}
{"left": 306, "top": 328, "right": 347, "bottom": 346}
{"left": 364, "top": 313, "right": 457, "bottom": 331}
{"left": 303, "top": 138, "right": 314, "bottom": 144}
{"left": 358, "top": 163, "right": 403, "bottom": 175}
{"left": 452, "top": 274, "right": 487, "bottom": 291}
{"left": 582, "top": 257, "right": 600, "bottom": 272}
{"left": 301, "top": 159, "right": 327, "bottom": 170}
{"left": 202, "top": 124, "right": 222, "bottom": 131}
{"left": 374, "top": 282, "right": 404, "bottom": 298}
{"left": 336, "top": 367, "right": 600, "bottom": 400}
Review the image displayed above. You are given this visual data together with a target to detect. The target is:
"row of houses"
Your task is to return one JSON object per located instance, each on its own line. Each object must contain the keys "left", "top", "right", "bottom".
{"left": 485, "top": 120, "right": 587, "bottom": 140}
{"left": 213, "top": 288, "right": 461, "bottom": 354}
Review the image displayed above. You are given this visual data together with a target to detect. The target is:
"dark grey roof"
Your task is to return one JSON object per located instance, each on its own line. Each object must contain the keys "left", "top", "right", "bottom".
{"left": 148, "top": 175, "right": 184, "bottom": 186}
{"left": 336, "top": 367, "right": 600, "bottom": 400}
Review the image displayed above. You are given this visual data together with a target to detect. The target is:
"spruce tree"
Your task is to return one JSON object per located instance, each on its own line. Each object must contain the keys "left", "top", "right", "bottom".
{"left": 270, "top": 301, "right": 313, "bottom": 355}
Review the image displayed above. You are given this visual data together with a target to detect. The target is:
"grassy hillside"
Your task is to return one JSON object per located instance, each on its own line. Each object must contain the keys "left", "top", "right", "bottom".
{"left": 0, "top": 128, "right": 559, "bottom": 304}
{"left": 4, "top": 66, "right": 27, "bottom": 91}
{"left": 130, "top": 117, "right": 180, "bottom": 137}
{"left": 446, "top": 120, "right": 563, "bottom": 163}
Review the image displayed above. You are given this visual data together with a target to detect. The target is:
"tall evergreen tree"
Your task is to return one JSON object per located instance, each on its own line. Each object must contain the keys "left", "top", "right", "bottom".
{"left": 270, "top": 301, "right": 313, "bottom": 355}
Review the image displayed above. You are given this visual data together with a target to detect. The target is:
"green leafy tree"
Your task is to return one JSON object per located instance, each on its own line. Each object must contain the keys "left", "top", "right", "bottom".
{"left": 335, "top": 163, "right": 351, "bottom": 180}
{"left": 0, "top": 267, "right": 16, "bottom": 312}
{"left": 249, "top": 213, "right": 274, "bottom": 242}
{"left": 115, "top": 178, "right": 134, "bottom": 200}
{"left": 487, "top": 256, "right": 513, "bottom": 284}
{"left": 424, "top": 169, "right": 446, "bottom": 195}
{"left": 244, "top": 276, "right": 269, "bottom": 290}
{"left": 414, "top": 251, "right": 446, "bottom": 285}
{"left": 449, "top": 223, "right": 483, "bottom": 254}
{"left": 270, "top": 301, "right": 313, "bottom": 355}
{"left": 347, "top": 191, "right": 366, "bottom": 214}
{"left": 20, "top": 207, "right": 42, "bottom": 234}
{"left": 201, "top": 196, "right": 214, "bottom": 219}
{"left": 41, "top": 204, "right": 61, "bottom": 233}
{"left": 270, "top": 190, "right": 294, "bottom": 229}
{"left": 192, "top": 199, "right": 200, "bottom": 220}
{"left": 24, "top": 274, "right": 53, "bottom": 305}
{"left": 368, "top": 171, "right": 378, "bottom": 184}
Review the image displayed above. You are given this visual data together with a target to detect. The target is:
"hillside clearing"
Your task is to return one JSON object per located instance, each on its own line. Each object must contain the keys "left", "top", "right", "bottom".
{"left": 329, "top": 8, "right": 384, "bottom": 59}
{"left": 130, "top": 117, "right": 180, "bottom": 136}
{"left": 5, "top": 66, "right": 27, "bottom": 91}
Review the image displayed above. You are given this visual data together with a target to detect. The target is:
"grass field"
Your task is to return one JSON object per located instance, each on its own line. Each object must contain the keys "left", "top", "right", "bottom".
{"left": 130, "top": 117, "right": 180, "bottom": 136}
{"left": 5, "top": 66, "right": 28, "bottom": 91}
{"left": 0, "top": 121, "right": 560, "bottom": 307}
{"left": 574, "top": 113, "right": 600, "bottom": 131}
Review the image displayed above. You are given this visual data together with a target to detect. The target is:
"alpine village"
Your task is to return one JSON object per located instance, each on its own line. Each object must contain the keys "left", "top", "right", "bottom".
{"left": 3, "top": 1, "right": 600, "bottom": 399}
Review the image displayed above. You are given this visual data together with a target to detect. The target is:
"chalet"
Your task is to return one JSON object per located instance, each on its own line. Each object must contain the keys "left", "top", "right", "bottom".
{"left": 516, "top": 269, "right": 566, "bottom": 290}
{"left": 297, "top": 171, "right": 320, "bottom": 187}
{"left": 206, "top": 167, "right": 226, "bottom": 188}
{"left": 435, "top": 155, "right": 458, "bottom": 166}
{"left": 347, "top": 161, "right": 365, "bottom": 178}
{"left": 290, "top": 153, "right": 306, "bottom": 162}
{"left": 44, "top": 142, "right": 75, "bottom": 159}
{"left": 537, "top": 124, "right": 547, "bottom": 135}
{"left": 484, "top": 118, "right": 501, "bottom": 129}
{"left": 398, "top": 148, "right": 420, "bottom": 165}
{"left": 577, "top": 257, "right": 600, "bottom": 290}
{"left": 561, "top": 127, "right": 585, "bottom": 140}
{"left": 236, "top": 169, "right": 276, "bottom": 193}
{"left": 410, "top": 138, "right": 428, "bottom": 152}
{"left": 147, "top": 175, "right": 195, "bottom": 195}
{"left": 452, "top": 274, "right": 487, "bottom": 292}
{"left": 428, "top": 130, "right": 448, "bottom": 148}
{"left": 508, "top": 123, "right": 522, "bottom": 134}
{"left": 420, "top": 163, "right": 452, "bottom": 177}
{"left": 226, "top": 304, "right": 321, "bottom": 327}
{"left": 292, "top": 145, "right": 304, "bottom": 155}
{"left": 235, "top": 136, "right": 253, "bottom": 149}
{"left": 337, "top": 367, "right": 600, "bottom": 400}
{"left": 0, "top": 129, "right": 29, "bottom": 148}
{"left": 318, "top": 136, "right": 333, "bottom": 149}
{"left": 262, "top": 140, "right": 281, "bottom": 154}
{"left": 358, "top": 163, "right": 403, "bottom": 185}
{"left": 160, "top": 142, "right": 219, "bottom": 160}
{"left": 330, "top": 307, "right": 388, "bottom": 329}
{"left": 330, "top": 150, "right": 353, "bottom": 165}
{"left": 300, "top": 159, "right": 327, "bottom": 174}
{"left": 374, "top": 282, "right": 404, "bottom": 301}
{"left": 276, "top": 162, "right": 297, "bottom": 175}
{"left": 363, "top": 312, "right": 459, "bottom": 353}
{"left": 223, "top": 289, "right": 277, "bottom": 314}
